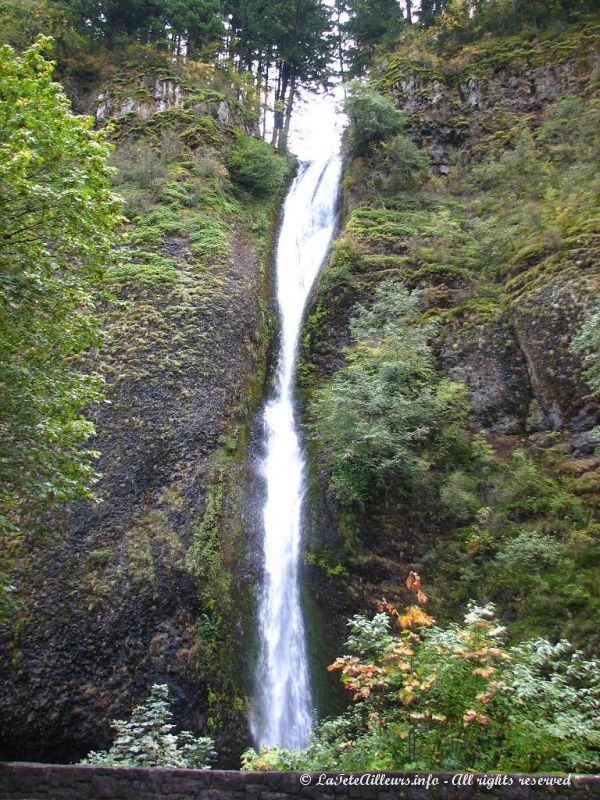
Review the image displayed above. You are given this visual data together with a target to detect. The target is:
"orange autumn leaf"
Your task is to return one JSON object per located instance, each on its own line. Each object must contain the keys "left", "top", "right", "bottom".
{"left": 463, "top": 709, "right": 491, "bottom": 725}
{"left": 398, "top": 605, "right": 434, "bottom": 629}
{"left": 473, "top": 666, "right": 496, "bottom": 677}
{"left": 406, "top": 571, "right": 422, "bottom": 591}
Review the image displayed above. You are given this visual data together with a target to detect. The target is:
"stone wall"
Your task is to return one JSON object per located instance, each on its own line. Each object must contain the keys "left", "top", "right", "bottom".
{"left": 0, "top": 764, "right": 599, "bottom": 800}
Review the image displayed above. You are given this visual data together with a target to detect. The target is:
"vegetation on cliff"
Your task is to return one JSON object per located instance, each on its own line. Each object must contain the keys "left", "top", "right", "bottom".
{"left": 0, "top": 40, "right": 121, "bottom": 613}
{"left": 1, "top": 0, "right": 600, "bottom": 772}
{"left": 301, "top": 15, "right": 600, "bottom": 655}
{"left": 0, "top": 0, "right": 334, "bottom": 149}
{"left": 244, "top": 574, "right": 600, "bottom": 771}
{"left": 297, "top": 9, "right": 600, "bottom": 774}
{"left": 0, "top": 5, "right": 289, "bottom": 763}
{"left": 309, "top": 281, "right": 481, "bottom": 506}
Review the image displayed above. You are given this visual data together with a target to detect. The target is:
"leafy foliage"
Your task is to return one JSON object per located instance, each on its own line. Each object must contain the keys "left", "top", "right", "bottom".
{"left": 344, "top": 0, "right": 405, "bottom": 75}
{"left": 309, "top": 281, "right": 476, "bottom": 505}
{"left": 227, "top": 133, "right": 289, "bottom": 198}
{"left": 82, "top": 684, "right": 216, "bottom": 768}
{"left": 344, "top": 84, "right": 404, "bottom": 157}
{"left": 572, "top": 295, "right": 600, "bottom": 398}
{"left": 420, "top": 0, "right": 600, "bottom": 41}
{"left": 0, "top": 39, "right": 121, "bottom": 538}
{"left": 243, "top": 575, "right": 600, "bottom": 772}
{"left": 426, "top": 448, "right": 600, "bottom": 646}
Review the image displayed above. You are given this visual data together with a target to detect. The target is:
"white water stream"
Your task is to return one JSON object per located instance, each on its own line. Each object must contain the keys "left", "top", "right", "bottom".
{"left": 251, "top": 148, "right": 342, "bottom": 749}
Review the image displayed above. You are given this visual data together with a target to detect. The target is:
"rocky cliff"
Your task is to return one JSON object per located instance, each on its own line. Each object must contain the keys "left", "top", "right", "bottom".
{"left": 301, "top": 20, "right": 600, "bottom": 714}
{"left": 0, "top": 62, "right": 283, "bottom": 766}
{"left": 1, "top": 20, "right": 599, "bottom": 763}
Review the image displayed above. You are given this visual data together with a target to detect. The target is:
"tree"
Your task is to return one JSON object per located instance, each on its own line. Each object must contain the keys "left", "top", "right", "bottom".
{"left": 164, "top": 0, "right": 224, "bottom": 57}
{"left": 227, "top": 131, "right": 289, "bottom": 196}
{"left": 221, "top": 0, "right": 333, "bottom": 149}
{"left": 419, "top": 0, "right": 451, "bottom": 26}
{"left": 308, "top": 281, "right": 471, "bottom": 505}
{"left": 268, "top": 0, "right": 333, "bottom": 150}
{"left": 0, "top": 0, "right": 82, "bottom": 52}
{"left": 0, "top": 38, "right": 121, "bottom": 541}
{"left": 344, "top": 0, "right": 404, "bottom": 75}
{"left": 343, "top": 84, "right": 404, "bottom": 157}
{"left": 82, "top": 684, "right": 216, "bottom": 768}
{"left": 59, "top": 0, "right": 225, "bottom": 52}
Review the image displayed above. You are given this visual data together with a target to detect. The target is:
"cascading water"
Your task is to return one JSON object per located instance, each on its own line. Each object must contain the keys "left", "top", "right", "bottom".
{"left": 251, "top": 151, "right": 342, "bottom": 749}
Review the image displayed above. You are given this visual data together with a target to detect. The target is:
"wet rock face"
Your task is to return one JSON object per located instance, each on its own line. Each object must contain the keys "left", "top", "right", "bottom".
{"left": 390, "top": 55, "right": 592, "bottom": 117}
{"left": 89, "top": 70, "right": 256, "bottom": 134}
{"left": 511, "top": 278, "right": 598, "bottom": 432}
{"left": 0, "top": 226, "right": 264, "bottom": 765}
{"left": 440, "top": 319, "right": 531, "bottom": 435}
{"left": 0, "top": 72, "right": 270, "bottom": 765}
{"left": 439, "top": 277, "right": 600, "bottom": 436}
{"left": 382, "top": 32, "right": 598, "bottom": 173}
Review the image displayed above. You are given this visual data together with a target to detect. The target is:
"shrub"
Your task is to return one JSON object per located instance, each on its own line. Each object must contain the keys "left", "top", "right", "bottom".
{"left": 226, "top": 133, "right": 288, "bottom": 197}
{"left": 373, "top": 133, "right": 430, "bottom": 193}
{"left": 495, "top": 530, "right": 563, "bottom": 573}
{"left": 111, "top": 141, "right": 167, "bottom": 190}
{"left": 572, "top": 295, "right": 600, "bottom": 398}
{"left": 82, "top": 684, "right": 216, "bottom": 768}
{"left": 243, "top": 575, "right": 600, "bottom": 772}
{"left": 308, "top": 281, "right": 474, "bottom": 506}
{"left": 344, "top": 84, "right": 404, "bottom": 157}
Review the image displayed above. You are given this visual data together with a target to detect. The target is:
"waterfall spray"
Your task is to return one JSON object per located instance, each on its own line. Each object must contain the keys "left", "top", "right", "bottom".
{"left": 251, "top": 153, "right": 342, "bottom": 749}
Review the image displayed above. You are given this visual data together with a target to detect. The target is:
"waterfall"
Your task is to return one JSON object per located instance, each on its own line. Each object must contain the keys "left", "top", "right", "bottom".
{"left": 251, "top": 152, "right": 342, "bottom": 749}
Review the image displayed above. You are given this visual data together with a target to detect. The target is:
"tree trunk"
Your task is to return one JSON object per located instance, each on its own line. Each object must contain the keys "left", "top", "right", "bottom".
{"left": 262, "top": 62, "right": 270, "bottom": 140}
{"left": 271, "top": 64, "right": 289, "bottom": 149}
{"left": 279, "top": 72, "right": 296, "bottom": 152}
{"left": 336, "top": 7, "right": 345, "bottom": 85}
{"left": 405, "top": 0, "right": 412, "bottom": 24}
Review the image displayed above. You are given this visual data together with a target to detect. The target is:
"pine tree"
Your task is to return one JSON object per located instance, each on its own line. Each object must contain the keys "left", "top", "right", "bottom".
{"left": 82, "top": 684, "right": 216, "bottom": 768}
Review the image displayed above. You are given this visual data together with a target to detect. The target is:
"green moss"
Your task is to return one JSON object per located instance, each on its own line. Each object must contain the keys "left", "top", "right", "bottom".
{"left": 305, "top": 547, "right": 347, "bottom": 578}
{"left": 106, "top": 253, "right": 180, "bottom": 286}
{"left": 185, "top": 466, "right": 227, "bottom": 595}
{"left": 124, "top": 508, "right": 183, "bottom": 585}
{"left": 428, "top": 451, "right": 600, "bottom": 648}
{"left": 376, "top": 53, "right": 444, "bottom": 93}
{"left": 88, "top": 548, "right": 112, "bottom": 566}
{"left": 182, "top": 115, "right": 222, "bottom": 148}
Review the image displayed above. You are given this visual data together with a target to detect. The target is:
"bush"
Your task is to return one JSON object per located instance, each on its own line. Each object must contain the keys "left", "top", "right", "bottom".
{"left": 243, "top": 575, "right": 600, "bottom": 772}
{"left": 344, "top": 84, "right": 404, "bottom": 157}
{"left": 112, "top": 141, "right": 167, "bottom": 190}
{"left": 226, "top": 133, "right": 288, "bottom": 197}
{"left": 308, "top": 281, "right": 474, "bottom": 506}
{"left": 82, "top": 684, "right": 216, "bottom": 768}
{"left": 373, "top": 133, "right": 430, "bottom": 193}
{"left": 572, "top": 295, "right": 600, "bottom": 398}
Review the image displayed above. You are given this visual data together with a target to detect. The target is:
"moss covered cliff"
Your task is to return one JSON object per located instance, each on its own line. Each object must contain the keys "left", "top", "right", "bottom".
{"left": 300, "top": 20, "right": 600, "bottom": 715}
{"left": 2, "top": 12, "right": 600, "bottom": 766}
{"left": 0, "top": 56, "right": 288, "bottom": 766}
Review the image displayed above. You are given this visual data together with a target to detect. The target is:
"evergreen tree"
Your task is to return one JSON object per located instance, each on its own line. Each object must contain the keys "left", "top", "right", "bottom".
{"left": 223, "top": 0, "right": 333, "bottom": 148}
{"left": 83, "top": 684, "right": 216, "bottom": 768}
{"left": 164, "top": 0, "right": 224, "bottom": 57}
{"left": 419, "top": 0, "right": 451, "bottom": 26}
{"left": 344, "top": 0, "right": 404, "bottom": 75}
